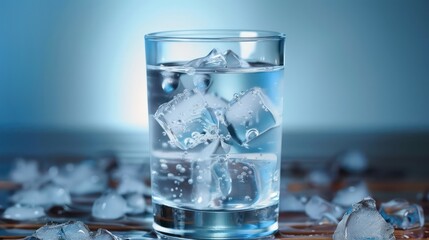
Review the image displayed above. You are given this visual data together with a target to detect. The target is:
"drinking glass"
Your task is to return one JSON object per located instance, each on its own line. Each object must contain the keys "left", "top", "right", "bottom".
{"left": 145, "top": 30, "right": 285, "bottom": 239}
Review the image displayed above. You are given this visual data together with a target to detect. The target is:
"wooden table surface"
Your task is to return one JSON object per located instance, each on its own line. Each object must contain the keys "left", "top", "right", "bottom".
{"left": 1, "top": 187, "right": 428, "bottom": 239}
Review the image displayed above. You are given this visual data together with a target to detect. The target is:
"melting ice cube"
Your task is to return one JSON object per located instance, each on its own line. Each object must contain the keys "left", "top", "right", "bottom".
{"left": 3, "top": 204, "right": 45, "bottom": 221}
{"left": 333, "top": 197, "right": 395, "bottom": 240}
{"left": 11, "top": 189, "right": 48, "bottom": 206}
{"left": 154, "top": 89, "right": 228, "bottom": 150}
{"left": 31, "top": 221, "right": 118, "bottom": 240}
{"left": 337, "top": 150, "right": 369, "bottom": 173}
{"left": 184, "top": 48, "right": 250, "bottom": 69}
{"left": 305, "top": 196, "right": 344, "bottom": 223}
{"left": 332, "top": 181, "right": 370, "bottom": 207}
{"left": 117, "top": 177, "right": 148, "bottom": 195}
{"left": 280, "top": 194, "right": 305, "bottom": 212}
{"left": 11, "top": 183, "right": 71, "bottom": 206}
{"left": 225, "top": 87, "right": 280, "bottom": 146}
{"left": 92, "top": 229, "right": 122, "bottom": 240}
{"left": 92, "top": 191, "right": 127, "bottom": 220}
{"left": 307, "top": 169, "right": 333, "bottom": 187}
{"left": 51, "top": 162, "right": 108, "bottom": 195}
{"left": 125, "top": 193, "right": 146, "bottom": 215}
{"left": 10, "top": 159, "right": 40, "bottom": 184}
{"left": 61, "top": 221, "right": 92, "bottom": 240}
{"left": 379, "top": 199, "right": 425, "bottom": 229}
{"left": 33, "top": 222, "right": 65, "bottom": 240}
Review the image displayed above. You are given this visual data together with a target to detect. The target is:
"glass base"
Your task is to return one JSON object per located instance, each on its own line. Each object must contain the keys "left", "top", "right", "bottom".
{"left": 152, "top": 203, "right": 279, "bottom": 239}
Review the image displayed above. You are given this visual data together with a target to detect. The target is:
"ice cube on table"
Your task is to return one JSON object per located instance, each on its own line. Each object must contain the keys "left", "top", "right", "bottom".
{"left": 31, "top": 222, "right": 120, "bottom": 240}
{"left": 11, "top": 184, "right": 71, "bottom": 206}
{"left": 307, "top": 169, "right": 332, "bottom": 187}
{"left": 333, "top": 197, "right": 395, "bottom": 240}
{"left": 332, "top": 181, "right": 370, "bottom": 207}
{"left": 61, "top": 221, "right": 92, "bottom": 240}
{"left": 33, "top": 222, "right": 65, "bottom": 240}
{"left": 280, "top": 194, "right": 305, "bottom": 212}
{"left": 11, "top": 189, "right": 47, "bottom": 206}
{"left": 305, "top": 196, "right": 344, "bottom": 223}
{"left": 184, "top": 48, "right": 250, "bottom": 69}
{"left": 379, "top": 199, "right": 425, "bottom": 229}
{"left": 92, "top": 191, "right": 128, "bottom": 219}
{"left": 41, "top": 183, "right": 72, "bottom": 205}
{"left": 92, "top": 229, "right": 122, "bottom": 240}
{"left": 10, "top": 159, "right": 40, "bottom": 184}
{"left": 125, "top": 193, "right": 146, "bottom": 215}
{"left": 117, "top": 177, "right": 148, "bottom": 195}
{"left": 3, "top": 204, "right": 45, "bottom": 221}
{"left": 337, "top": 150, "right": 369, "bottom": 173}
{"left": 154, "top": 89, "right": 228, "bottom": 150}
{"left": 225, "top": 87, "right": 280, "bottom": 146}
{"left": 51, "top": 162, "right": 108, "bottom": 195}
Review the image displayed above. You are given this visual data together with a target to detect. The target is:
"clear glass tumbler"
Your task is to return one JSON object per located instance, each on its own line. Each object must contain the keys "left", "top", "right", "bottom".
{"left": 145, "top": 30, "right": 285, "bottom": 239}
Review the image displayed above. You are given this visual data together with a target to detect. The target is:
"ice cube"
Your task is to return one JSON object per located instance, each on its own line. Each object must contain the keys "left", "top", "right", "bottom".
{"left": 125, "top": 193, "right": 146, "bottom": 215}
{"left": 223, "top": 49, "right": 250, "bottom": 68}
{"left": 116, "top": 177, "right": 148, "bottom": 195}
{"left": 61, "top": 221, "right": 91, "bottom": 240}
{"left": 211, "top": 156, "right": 232, "bottom": 198}
{"left": 154, "top": 89, "right": 227, "bottom": 150}
{"left": 10, "top": 159, "right": 40, "bottom": 184}
{"left": 221, "top": 157, "right": 260, "bottom": 207}
{"left": 92, "top": 191, "right": 127, "bottom": 219}
{"left": 185, "top": 48, "right": 250, "bottom": 69}
{"left": 191, "top": 158, "right": 216, "bottom": 208}
{"left": 225, "top": 87, "right": 280, "bottom": 146}
{"left": 32, "top": 221, "right": 92, "bottom": 240}
{"left": 92, "top": 229, "right": 122, "bottom": 240}
{"left": 11, "top": 183, "right": 71, "bottom": 206}
{"left": 41, "top": 183, "right": 72, "bottom": 205}
{"left": 280, "top": 194, "right": 305, "bottom": 212}
{"left": 305, "top": 196, "right": 344, "bottom": 223}
{"left": 51, "top": 162, "right": 108, "bottom": 195}
{"left": 3, "top": 204, "right": 45, "bottom": 221}
{"left": 333, "top": 197, "right": 395, "bottom": 240}
{"left": 332, "top": 181, "right": 370, "bottom": 207}
{"left": 11, "top": 189, "right": 48, "bottom": 206}
{"left": 379, "top": 199, "right": 425, "bottom": 229}
{"left": 185, "top": 48, "right": 225, "bottom": 68}
{"left": 33, "top": 222, "right": 65, "bottom": 240}
{"left": 307, "top": 169, "right": 332, "bottom": 187}
{"left": 337, "top": 150, "right": 369, "bottom": 173}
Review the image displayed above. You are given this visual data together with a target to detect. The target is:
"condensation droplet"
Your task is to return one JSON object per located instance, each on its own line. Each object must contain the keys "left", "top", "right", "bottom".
{"left": 160, "top": 163, "right": 168, "bottom": 170}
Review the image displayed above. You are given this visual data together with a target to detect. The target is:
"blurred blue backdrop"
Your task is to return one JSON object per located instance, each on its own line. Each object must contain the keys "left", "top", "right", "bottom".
{"left": 1, "top": 0, "right": 429, "bottom": 132}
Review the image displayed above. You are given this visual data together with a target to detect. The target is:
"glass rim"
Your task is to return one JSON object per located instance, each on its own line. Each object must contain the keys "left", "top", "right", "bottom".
{"left": 145, "top": 29, "right": 285, "bottom": 42}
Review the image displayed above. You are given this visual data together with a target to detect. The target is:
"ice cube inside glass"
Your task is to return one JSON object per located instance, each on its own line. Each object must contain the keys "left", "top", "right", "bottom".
{"left": 145, "top": 30, "right": 285, "bottom": 239}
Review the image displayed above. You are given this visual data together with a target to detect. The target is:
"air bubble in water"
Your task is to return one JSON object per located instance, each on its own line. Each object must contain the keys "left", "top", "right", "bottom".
{"left": 245, "top": 128, "right": 259, "bottom": 142}
{"left": 161, "top": 163, "right": 168, "bottom": 170}
{"left": 193, "top": 74, "right": 211, "bottom": 92}
{"left": 161, "top": 77, "right": 179, "bottom": 94}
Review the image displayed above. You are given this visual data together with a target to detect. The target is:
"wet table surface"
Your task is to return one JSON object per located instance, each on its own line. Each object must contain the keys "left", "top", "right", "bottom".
{"left": 1, "top": 180, "right": 429, "bottom": 240}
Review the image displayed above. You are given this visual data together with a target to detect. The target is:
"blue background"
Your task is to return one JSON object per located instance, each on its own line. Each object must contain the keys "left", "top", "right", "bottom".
{"left": 1, "top": 0, "right": 429, "bottom": 132}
